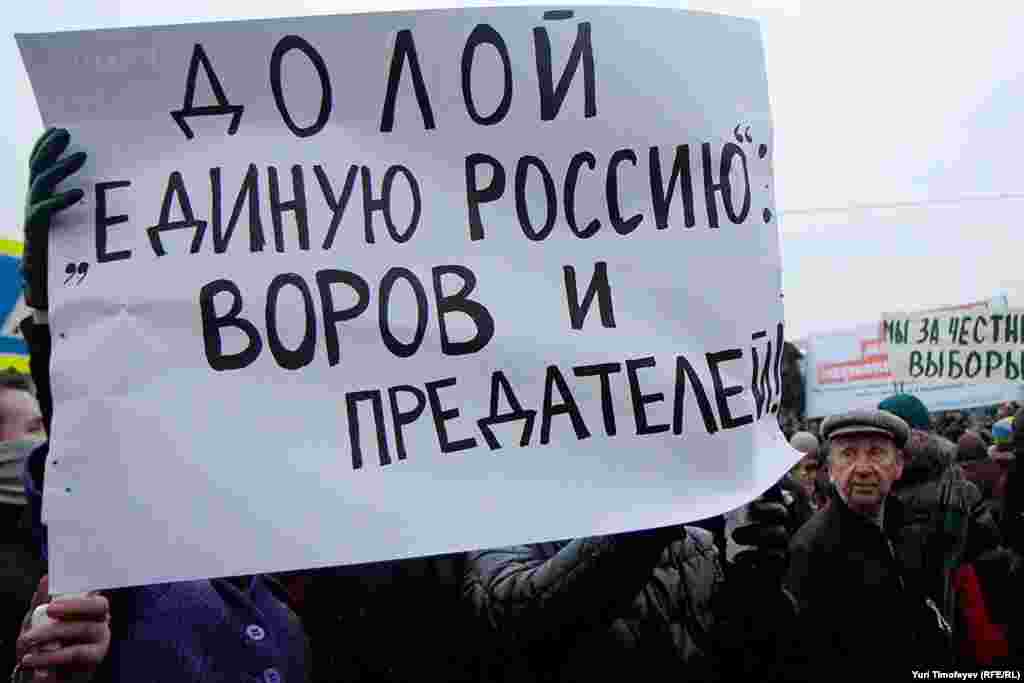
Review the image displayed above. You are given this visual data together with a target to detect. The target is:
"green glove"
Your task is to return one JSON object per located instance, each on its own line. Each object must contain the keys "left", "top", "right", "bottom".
{"left": 23, "top": 127, "right": 88, "bottom": 310}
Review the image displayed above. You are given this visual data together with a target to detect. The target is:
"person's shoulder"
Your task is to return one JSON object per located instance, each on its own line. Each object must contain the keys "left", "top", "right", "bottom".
{"left": 666, "top": 526, "right": 723, "bottom": 590}
{"left": 790, "top": 504, "right": 835, "bottom": 552}
{"left": 673, "top": 525, "right": 718, "bottom": 563}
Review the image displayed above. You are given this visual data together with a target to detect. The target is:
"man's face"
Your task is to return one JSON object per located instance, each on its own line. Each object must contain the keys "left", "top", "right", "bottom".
{"left": 0, "top": 388, "right": 43, "bottom": 441}
{"left": 789, "top": 454, "right": 821, "bottom": 500}
{"left": 829, "top": 433, "right": 903, "bottom": 515}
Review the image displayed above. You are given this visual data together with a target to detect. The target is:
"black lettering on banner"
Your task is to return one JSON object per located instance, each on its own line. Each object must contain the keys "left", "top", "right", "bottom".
{"left": 948, "top": 316, "right": 960, "bottom": 343}
{"left": 706, "top": 349, "right": 754, "bottom": 429}
{"left": 928, "top": 318, "right": 940, "bottom": 344}
{"left": 380, "top": 29, "right": 436, "bottom": 132}
{"left": 701, "top": 142, "right": 751, "bottom": 228}
{"left": 965, "top": 351, "right": 982, "bottom": 379}
{"left": 95, "top": 181, "right": 133, "bottom": 263}
{"left": 973, "top": 316, "right": 989, "bottom": 344}
{"left": 625, "top": 357, "right": 670, "bottom": 435}
{"left": 886, "top": 320, "right": 906, "bottom": 345}
{"left": 210, "top": 165, "right": 266, "bottom": 253}
{"left": 573, "top": 362, "right": 621, "bottom": 436}
{"left": 388, "top": 384, "right": 427, "bottom": 461}
{"left": 924, "top": 351, "right": 942, "bottom": 378}
{"left": 315, "top": 164, "right": 359, "bottom": 250}
{"left": 1006, "top": 314, "right": 1020, "bottom": 344}
{"left": 650, "top": 145, "right": 695, "bottom": 230}
{"left": 1007, "top": 352, "right": 1021, "bottom": 381}
{"left": 772, "top": 322, "right": 784, "bottom": 411}
{"left": 384, "top": 166, "right": 422, "bottom": 242}
{"left": 477, "top": 370, "right": 537, "bottom": 450}
{"left": 883, "top": 320, "right": 897, "bottom": 345}
{"left": 147, "top": 172, "right": 207, "bottom": 256}
{"left": 750, "top": 330, "right": 768, "bottom": 419}
{"left": 992, "top": 315, "right": 1004, "bottom": 343}
{"left": 564, "top": 151, "right": 600, "bottom": 237}
{"left": 465, "top": 153, "right": 506, "bottom": 241}
{"left": 948, "top": 350, "right": 963, "bottom": 380}
{"left": 461, "top": 25, "right": 513, "bottom": 126}
{"left": 170, "top": 44, "right": 244, "bottom": 140}
{"left": 909, "top": 350, "right": 924, "bottom": 378}
{"left": 346, "top": 390, "right": 391, "bottom": 469}
{"left": 316, "top": 269, "right": 371, "bottom": 366}
{"left": 606, "top": 149, "right": 642, "bottom": 234}
{"left": 379, "top": 267, "right": 428, "bottom": 358}
{"left": 533, "top": 20, "right": 595, "bottom": 121}
{"left": 958, "top": 316, "right": 972, "bottom": 346}
{"left": 432, "top": 265, "right": 495, "bottom": 355}
{"left": 265, "top": 273, "right": 317, "bottom": 370}
{"left": 540, "top": 364, "right": 590, "bottom": 444}
{"left": 673, "top": 355, "right": 719, "bottom": 435}
{"left": 986, "top": 351, "right": 1004, "bottom": 379}
{"left": 425, "top": 377, "right": 478, "bottom": 453}
{"left": 199, "top": 278, "right": 262, "bottom": 371}
{"left": 361, "top": 167, "right": 384, "bottom": 244}
{"left": 563, "top": 262, "right": 616, "bottom": 330}
{"left": 755, "top": 335, "right": 776, "bottom": 414}
{"left": 515, "top": 156, "right": 558, "bottom": 240}
{"left": 361, "top": 165, "right": 422, "bottom": 244}
{"left": 917, "top": 317, "right": 930, "bottom": 344}
{"left": 268, "top": 165, "right": 310, "bottom": 252}
{"left": 269, "top": 36, "right": 332, "bottom": 138}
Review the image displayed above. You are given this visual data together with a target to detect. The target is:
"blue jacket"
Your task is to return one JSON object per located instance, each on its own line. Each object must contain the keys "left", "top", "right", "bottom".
{"left": 25, "top": 444, "right": 309, "bottom": 683}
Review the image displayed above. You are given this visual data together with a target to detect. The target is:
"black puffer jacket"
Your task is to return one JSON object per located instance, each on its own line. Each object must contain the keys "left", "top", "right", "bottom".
{"left": 464, "top": 526, "right": 793, "bottom": 682}
{"left": 892, "top": 430, "right": 1003, "bottom": 629}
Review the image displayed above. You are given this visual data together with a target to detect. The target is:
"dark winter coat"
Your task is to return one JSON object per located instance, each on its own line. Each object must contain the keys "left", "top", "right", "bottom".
{"left": 465, "top": 525, "right": 795, "bottom": 683}
{"left": 786, "top": 490, "right": 946, "bottom": 678}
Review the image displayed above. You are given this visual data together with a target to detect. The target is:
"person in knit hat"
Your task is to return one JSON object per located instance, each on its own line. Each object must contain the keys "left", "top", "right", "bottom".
{"left": 1002, "top": 410, "right": 1023, "bottom": 555}
{"left": 879, "top": 393, "right": 932, "bottom": 432}
{"left": 790, "top": 431, "right": 819, "bottom": 455}
{"left": 991, "top": 417, "right": 1015, "bottom": 457}
{"left": 958, "top": 431, "right": 1007, "bottom": 503}
{"left": 788, "top": 431, "right": 822, "bottom": 508}
{"left": 958, "top": 431, "right": 989, "bottom": 464}
{"left": 996, "top": 401, "right": 1019, "bottom": 421}
{"left": 880, "top": 395, "right": 1012, "bottom": 659}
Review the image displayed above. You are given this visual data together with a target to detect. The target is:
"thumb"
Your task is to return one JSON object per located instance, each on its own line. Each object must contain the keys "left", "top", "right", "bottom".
{"left": 21, "top": 575, "right": 49, "bottom": 635}
{"left": 30, "top": 574, "right": 50, "bottom": 611}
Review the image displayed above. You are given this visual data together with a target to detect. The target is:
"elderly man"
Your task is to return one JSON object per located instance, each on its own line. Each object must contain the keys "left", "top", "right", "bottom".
{"left": 785, "top": 409, "right": 952, "bottom": 677}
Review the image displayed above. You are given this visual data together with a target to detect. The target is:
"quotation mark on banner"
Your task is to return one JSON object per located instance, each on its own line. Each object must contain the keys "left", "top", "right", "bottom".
{"left": 733, "top": 123, "right": 772, "bottom": 224}
{"left": 64, "top": 262, "right": 89, "bottom": 286}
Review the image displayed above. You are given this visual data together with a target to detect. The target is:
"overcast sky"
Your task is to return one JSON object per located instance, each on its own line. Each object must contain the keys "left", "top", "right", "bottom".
{"left": 4, "top": 0, "right": 1022, "bottom": 340}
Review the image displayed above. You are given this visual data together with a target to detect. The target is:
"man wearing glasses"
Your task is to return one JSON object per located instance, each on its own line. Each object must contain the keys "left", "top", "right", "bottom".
{"left": 784, "top": 410, "right": 952, "bottom": 678}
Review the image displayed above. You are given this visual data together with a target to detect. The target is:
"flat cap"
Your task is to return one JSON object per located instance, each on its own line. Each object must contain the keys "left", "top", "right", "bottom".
{"left": 821, "top": 409, "right": 910, "bottom": 449}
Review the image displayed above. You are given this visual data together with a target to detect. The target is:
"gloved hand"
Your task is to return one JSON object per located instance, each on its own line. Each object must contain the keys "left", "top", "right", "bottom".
{"left": 716, "top": 487, "right": 800, "bottom": 682}
{"left": 23, "top": 127, "right": 88, "bottom": 310}
{"left": 728, "top": 486, "right": 792, "bottom": 580}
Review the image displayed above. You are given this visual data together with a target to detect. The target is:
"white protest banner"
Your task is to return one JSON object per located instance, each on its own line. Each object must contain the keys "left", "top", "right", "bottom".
{"left": 883, "top": 306, "right": 1024, "bottom": 384}
{"left": 19, "top": 6, "right": 793, "bottom": 593}
{"left": 805, "top": 298, "right": 1024, "bottom": 418}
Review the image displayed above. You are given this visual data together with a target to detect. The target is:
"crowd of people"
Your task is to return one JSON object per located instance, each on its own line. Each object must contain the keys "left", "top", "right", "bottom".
{"left": 2, "top": 128, "right": 1022, "bottom": 681}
